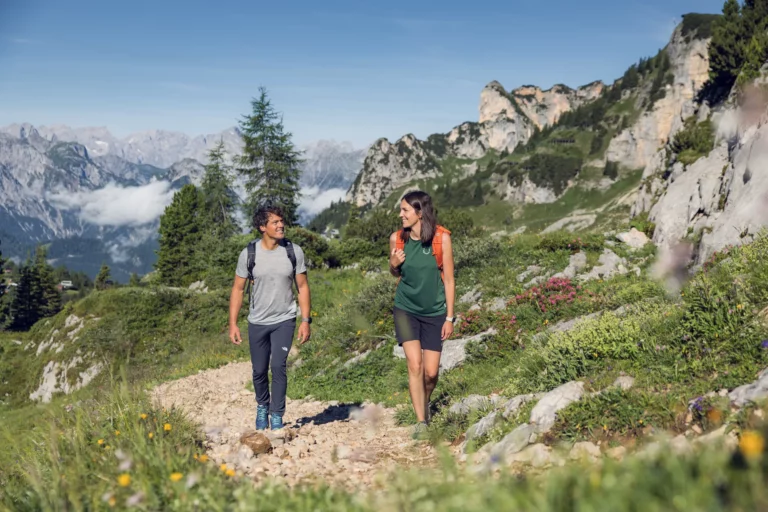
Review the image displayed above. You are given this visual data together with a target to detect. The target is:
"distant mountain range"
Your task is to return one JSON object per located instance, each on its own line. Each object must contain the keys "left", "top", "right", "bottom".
{"left": 0, "top": 123, "right": 366, "bottom": 281}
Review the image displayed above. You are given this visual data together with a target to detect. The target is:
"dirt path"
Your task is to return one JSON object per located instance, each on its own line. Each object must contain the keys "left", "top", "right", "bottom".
{"left": 150, "top": 361, "right": 439, "bottom": 491}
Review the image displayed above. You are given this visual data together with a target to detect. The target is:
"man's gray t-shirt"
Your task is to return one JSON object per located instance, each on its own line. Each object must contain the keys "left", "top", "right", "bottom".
{"left": 235, "top": 241, "right": 307, "bottom": 325}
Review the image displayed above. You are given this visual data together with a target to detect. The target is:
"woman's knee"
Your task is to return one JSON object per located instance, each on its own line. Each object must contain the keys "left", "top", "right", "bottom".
{"left": 405, "top": 355, "right": 423, "bottom": 376}
{"left": 424, "top": 368, "right": 439, "bottom": 384}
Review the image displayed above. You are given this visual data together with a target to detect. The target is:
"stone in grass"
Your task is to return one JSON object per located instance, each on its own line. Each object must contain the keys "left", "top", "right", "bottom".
{"left": 529, "top": 381, "right": 585, "bottom": 434}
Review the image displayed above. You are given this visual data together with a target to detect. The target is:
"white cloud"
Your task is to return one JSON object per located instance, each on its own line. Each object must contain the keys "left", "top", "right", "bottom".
{"left": 47, "top": 180, "right": 176, "bottom": 227}
{"left": 297, "top": 186, "right": 347, "bottom": 217}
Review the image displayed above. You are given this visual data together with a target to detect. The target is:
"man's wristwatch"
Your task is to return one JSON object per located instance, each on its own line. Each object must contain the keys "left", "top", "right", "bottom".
{"left": 301, "top": 317, "right": 312, "bottom": 324}
{"left": 445, "top": 316, "right": 454, "bottom": 323}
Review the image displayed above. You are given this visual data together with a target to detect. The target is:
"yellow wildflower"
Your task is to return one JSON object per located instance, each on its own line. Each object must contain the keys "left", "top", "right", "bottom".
{"left": 170, "top": 472, "right": 183, "bottom": 482}
{"left": 163, "top": 423, "right": 172, "bottom": 432}
{"left": 115, "top": 430, "right": 120, "bottom": 436}
{"left": 140, "top": 413, "right": 148, "bottom": 420}
{"left": 118, "top": 473, "right": 131, "bottom": 487}
{"left": 220, "top": 463, "right": 227, "bottom": 472}
{"left": 193, "top": 454, "right": 198, "bottom": 460}
{"left": 737, "top": 304, "right": 744, "bottom": 310}
{"left": 148, "top": 433, "right": 154, "bottom": 439}
{"left": 356, "top": 330, "right": 361, "bottom": 336}
{"left": 226, "top": 469, "right": 236, "bottom": 477}
{"left": 199, "top": 454, "right": 209, "bottom": 462}
{"left": 108, "top": 496, "right": 116, "bottom": 507}
{"left": 740, "top": 430, "right": 764, "bottom": 459}
{"left": 97, "top": 439, "right": 104, "bottom": 445}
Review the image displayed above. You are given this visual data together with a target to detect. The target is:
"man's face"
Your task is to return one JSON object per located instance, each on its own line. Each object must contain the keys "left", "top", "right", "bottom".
{"left": 260, "top": 213, "right": 285, "bottom": 239}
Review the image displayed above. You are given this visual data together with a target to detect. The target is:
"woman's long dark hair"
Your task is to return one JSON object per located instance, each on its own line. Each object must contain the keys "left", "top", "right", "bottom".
{"left": 400, "top": 190, "right": 438, "bottom": 245}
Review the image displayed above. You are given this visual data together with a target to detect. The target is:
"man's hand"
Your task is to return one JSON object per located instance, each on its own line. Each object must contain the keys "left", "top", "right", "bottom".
{"left": 298, "top": 321, "right": 311, "bottom": 344}
{"left": 229, "top": 324, "right": 242, "bottom": 345}
{"left": 441, "top": 320, "right": 454, "bottom": 341}
{"left": 390, "top": 248, "right": 405, "bottom": 269}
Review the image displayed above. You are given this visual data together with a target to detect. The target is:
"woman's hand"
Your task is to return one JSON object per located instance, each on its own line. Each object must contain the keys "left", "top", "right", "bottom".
{"left": 441, "top": 320, "right": 454, "bottom": 340}
{"left": 390, "top": 248, "right": 405, "bottom": 269}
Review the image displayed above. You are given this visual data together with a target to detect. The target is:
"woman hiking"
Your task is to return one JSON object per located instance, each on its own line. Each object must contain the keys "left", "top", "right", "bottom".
{"left": 389, "top": 190, "right": 456, "bottom": 440}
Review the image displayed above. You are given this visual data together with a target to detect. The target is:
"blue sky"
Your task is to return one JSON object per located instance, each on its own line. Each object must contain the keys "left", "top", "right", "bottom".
{"left": 0, "top": 0, "right": 725, "bottom": 149}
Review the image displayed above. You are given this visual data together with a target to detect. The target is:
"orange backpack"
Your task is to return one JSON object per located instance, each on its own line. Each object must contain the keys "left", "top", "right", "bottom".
{"left": 396, "top": 225, "right": 451, "bottom": 280}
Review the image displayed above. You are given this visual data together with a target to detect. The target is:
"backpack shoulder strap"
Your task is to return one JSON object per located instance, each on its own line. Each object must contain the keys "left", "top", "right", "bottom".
{"left": 281, "top": 238, "right": 298, "bottom": 290}
{"left": 245, "top": 239, "right": 258, "bottom": 301}
{"left": 395, "top": 229, "right": 405, "bottom": 251}
{"left": 246, "top": 239, "right": 258, "bottom": 281}
{"left": 432, "top": 225, "right": 451, "bottom": 281}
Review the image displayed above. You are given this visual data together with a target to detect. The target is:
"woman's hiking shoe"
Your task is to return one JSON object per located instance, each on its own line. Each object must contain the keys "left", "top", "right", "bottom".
{"left": 270, "top": 413, "right": 284, "bottom": 430}
{"left": 412, "top": 421, "right": 428, "bottom": 440}
{"left": 256, "top": 405, "right": 269, "bottom": 430}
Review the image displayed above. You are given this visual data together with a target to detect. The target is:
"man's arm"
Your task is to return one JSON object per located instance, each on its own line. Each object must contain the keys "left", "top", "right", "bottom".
{"left": 296, "top": 272, "right": 311, "bottom": 320}
{"left": 229, "top": 275, "right": 246, "bottom": 344}
{"left": 295, "top": 272, "right": 311, "bottom": 343}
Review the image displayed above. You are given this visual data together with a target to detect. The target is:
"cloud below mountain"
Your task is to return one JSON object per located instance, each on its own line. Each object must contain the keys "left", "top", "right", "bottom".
{"left": 47, "top": 180, "right": 176, "bottom": 227}
{"left": 298, "top": 186, "right": 347, "bottom": 218}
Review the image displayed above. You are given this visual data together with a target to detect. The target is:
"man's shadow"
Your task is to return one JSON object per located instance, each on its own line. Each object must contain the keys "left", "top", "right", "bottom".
{"left": 292, "top": 403, "right": 360, "bottom": 428}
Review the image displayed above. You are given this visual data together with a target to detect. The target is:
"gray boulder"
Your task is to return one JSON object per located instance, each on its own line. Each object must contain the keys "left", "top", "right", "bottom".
{"left": 616, "top": 228, "right": 650, "bottom": 249}
{"left": 530, "top": 381, "right": 585, "bottom": 433}
{"left": 729, "top": 367, "right": 768, "bottom": 407}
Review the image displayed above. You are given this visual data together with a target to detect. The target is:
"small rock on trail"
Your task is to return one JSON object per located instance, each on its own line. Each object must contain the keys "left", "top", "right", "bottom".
{"left": 150, "top": 361, "right": 438, "bottom": 490}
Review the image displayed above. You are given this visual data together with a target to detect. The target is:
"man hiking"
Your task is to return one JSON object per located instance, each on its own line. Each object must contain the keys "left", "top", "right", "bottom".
{"left": 229, "top": 204, "right": 312, "bottom": 430}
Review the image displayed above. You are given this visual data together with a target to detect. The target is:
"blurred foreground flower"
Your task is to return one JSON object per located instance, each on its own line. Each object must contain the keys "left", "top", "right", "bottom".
{"left": 118, "top": 473, "right": 131, "bottom": 487}
{"left": 740, "top": 430, "right": 764, "bottom": 459}
{"left": 170, "top": 472, "right": 183, "bottom": 482}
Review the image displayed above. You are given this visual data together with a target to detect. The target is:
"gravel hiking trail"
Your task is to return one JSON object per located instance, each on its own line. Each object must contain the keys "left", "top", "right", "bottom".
{"left": 150, "top": 361, "right": 439, "bottom": 491}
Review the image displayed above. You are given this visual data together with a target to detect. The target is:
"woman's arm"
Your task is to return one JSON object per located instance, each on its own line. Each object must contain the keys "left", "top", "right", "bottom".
{"left": 441, "top": 231, "right": 455, "bottom": 339}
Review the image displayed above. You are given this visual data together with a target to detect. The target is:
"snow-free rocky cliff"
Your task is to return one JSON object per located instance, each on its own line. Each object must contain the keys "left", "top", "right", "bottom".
{"left": 346, "top": 81, "right": 604, "bottom": 207}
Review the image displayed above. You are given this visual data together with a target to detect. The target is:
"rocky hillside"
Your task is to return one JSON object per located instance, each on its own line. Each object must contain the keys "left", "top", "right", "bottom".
{"left": 346, "top": 80, "right": 604, "bottom": 207}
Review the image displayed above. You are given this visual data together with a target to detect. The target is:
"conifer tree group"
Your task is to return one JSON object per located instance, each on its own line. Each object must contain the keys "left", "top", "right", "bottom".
{"left": 154, "top": 86, "right": 304, "bottom": 286}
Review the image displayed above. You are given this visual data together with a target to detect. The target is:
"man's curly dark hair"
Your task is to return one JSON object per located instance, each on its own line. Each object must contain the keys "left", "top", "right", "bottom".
{"left": 252, "top": 203, "right": 285, "bottom": 234}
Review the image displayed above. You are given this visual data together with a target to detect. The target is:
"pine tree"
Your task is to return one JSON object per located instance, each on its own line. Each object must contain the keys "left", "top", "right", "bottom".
{"left": 201, "top": 140, "right": 239, "bottom": 240}
{"left": 9, "top": 261, "right": 39, "bottom": 331}
{"left": 235, "top": 87, "right": 304, "bottom": 227}
{"left": 709, "top": 0, "right": 746, "bottom": 91}
{"left": 155, "top": 184, "right": 204, "bottom": 286}
{"left": 33, "top": 245, "right": 61, "bottom": 318}
{"left": 738, "top": 34, "right": 768, "bottom": 86}
{"left": 95, "top": 264, "right": 111, "bottom": 291}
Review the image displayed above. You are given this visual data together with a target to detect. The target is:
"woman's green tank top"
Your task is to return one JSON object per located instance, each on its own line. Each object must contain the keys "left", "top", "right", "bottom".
{"left": 394, "top": 236, "right": 446, "bottom": 316}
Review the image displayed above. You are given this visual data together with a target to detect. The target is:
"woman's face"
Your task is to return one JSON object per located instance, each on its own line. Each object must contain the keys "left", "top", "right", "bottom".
{"left": 399, "top": 200, "right": 421, "bottom": 228}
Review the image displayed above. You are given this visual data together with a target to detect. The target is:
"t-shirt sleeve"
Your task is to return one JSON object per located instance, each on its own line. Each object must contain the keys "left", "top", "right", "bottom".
{"left": 294, "top": 244, "right": 307, "bottom": 274}
{"left": 235, "top": 247, "right": 249, "bottom": 278}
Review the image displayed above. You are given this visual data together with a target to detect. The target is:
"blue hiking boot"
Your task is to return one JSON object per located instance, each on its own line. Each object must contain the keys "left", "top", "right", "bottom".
{"left": 256, "top": 405, "right": 269, "bottom": 430}
{"left": 270, "top": 413, "right": 284, "bottom": 430}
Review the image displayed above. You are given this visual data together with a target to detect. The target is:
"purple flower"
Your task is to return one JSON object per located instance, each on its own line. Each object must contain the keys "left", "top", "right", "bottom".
{"left": 761, "top": 340, "right": 768, "bottom": 349}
